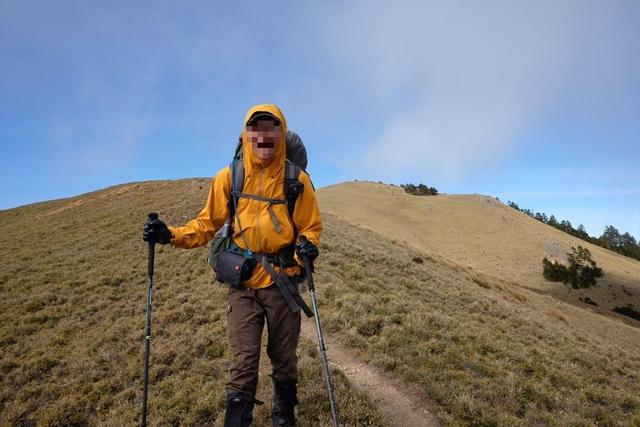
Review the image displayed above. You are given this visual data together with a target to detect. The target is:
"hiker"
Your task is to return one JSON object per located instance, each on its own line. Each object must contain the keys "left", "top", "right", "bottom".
{"left": 142, "top": 104, "right": 323, "bottom": 426}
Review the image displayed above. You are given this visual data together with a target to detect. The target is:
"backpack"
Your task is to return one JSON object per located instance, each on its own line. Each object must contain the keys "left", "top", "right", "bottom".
{"left": 207, "top": 130, "right": 308, "bottom": 275}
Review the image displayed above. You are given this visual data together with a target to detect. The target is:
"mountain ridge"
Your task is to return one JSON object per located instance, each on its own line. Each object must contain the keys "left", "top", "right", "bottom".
{"left": 318, "top": 181, "right": 640, "bottom": 327}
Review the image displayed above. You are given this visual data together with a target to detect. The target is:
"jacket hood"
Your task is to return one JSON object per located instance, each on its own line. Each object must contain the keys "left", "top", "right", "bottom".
{"left": 241, "top": 104, "right": 288, "bottom": 172}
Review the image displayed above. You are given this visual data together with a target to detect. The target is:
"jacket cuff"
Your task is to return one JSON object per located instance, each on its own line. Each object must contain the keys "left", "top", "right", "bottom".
{"left": 298, "top": 234, "right": 319, "bottom": 247}
{"left": 168, "top": 226, "right": 183, "bottom": 246}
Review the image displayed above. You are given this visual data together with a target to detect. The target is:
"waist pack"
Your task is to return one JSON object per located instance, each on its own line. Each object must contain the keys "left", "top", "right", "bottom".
{"left": 215, "top": 251, "right": 254, "bottom": 289}
{"left": 207, "top": 219, "right": 299, "bottom": 285}
{"left": 206, "top": 219, "right": 250, "bottom": 288}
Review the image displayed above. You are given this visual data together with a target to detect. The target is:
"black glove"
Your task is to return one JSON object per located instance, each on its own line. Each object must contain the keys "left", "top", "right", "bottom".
{"left": 296, "top": 236, "right": 319, "bottom": 261}
{"left": 143, "top": 213, "right": 173, "bottom": 245}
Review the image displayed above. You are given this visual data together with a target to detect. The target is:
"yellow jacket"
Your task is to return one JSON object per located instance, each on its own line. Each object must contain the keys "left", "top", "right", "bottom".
{"left": 168, "top": 104, "right": 323, "bottom": 289}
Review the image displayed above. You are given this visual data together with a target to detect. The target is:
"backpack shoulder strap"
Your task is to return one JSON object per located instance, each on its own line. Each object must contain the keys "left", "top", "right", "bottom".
{"left": 284, "top": 159, "right": 303, "bottom": 219}
{"left": 229, "top": 158, "right": 244, "bottom": 218}
{"left": 229, "top": 158, "right": 254, "bottom": 253}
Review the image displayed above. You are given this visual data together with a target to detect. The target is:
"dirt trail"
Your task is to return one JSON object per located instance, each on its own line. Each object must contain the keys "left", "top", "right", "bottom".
{"left": 301, "top": 319, "right": 440, "bottom": 427}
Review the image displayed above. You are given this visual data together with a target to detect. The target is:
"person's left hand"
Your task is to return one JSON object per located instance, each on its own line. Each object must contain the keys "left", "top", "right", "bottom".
{"left": 296, "top": 237, "right": 319, "bottom": 261}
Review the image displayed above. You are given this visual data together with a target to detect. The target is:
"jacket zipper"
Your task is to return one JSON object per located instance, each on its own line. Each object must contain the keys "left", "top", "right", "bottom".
{"left": 256, "top": 167, "right": 263, "bottom": 249}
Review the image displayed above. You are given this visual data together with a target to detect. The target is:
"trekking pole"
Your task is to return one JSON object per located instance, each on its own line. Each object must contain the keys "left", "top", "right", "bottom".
{"left": 300, "top": 237, "right": 340, "bottom": 427}
{"left": 141, "top": 213, "right": 157, "bottom": 427}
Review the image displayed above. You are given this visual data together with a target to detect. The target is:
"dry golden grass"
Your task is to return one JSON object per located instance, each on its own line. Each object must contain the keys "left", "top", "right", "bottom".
{"left": 2, "top": 179, "right": 640, "bottom": 426}
{"left": 0, "top": 179, "right": 383, "bottom": 426}
{"left": 314, "top": 212, "right": 640, "bottom": 426}
{"left": 317, "top": 181, "right": 640, "bottom": 327}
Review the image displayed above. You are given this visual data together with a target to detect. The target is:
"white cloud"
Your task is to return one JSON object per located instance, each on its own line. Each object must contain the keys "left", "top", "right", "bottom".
{"left": 3, "top": 0, "right": 638, "bottom": 187}
{"left": 315, "top": 0, "right": 640, "bottom": 182}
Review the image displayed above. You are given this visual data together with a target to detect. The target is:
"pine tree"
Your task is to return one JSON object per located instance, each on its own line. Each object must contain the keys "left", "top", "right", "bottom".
{"left": 601, "top": 225, "right": 622, "bottom": 249}
{"left": 543, "top": 246, "right": 602, "bottom": 289}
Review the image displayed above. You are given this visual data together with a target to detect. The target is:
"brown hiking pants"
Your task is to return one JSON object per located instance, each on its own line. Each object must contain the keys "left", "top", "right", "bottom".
{"left": 226, "top": 284, "right": 301, "bottom": 397}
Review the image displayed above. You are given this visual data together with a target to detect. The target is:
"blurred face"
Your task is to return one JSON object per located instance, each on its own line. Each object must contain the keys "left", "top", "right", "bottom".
{"left": 246, "top": 120, "right": 280, "bottom": 160}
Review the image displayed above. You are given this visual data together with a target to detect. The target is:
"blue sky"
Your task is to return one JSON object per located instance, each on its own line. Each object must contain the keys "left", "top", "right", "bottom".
{"left": 1, "top": 1, "right": 639, "bottom": 239}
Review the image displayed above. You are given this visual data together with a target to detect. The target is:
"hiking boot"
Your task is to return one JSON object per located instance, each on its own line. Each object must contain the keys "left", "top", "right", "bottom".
{"left": 272, "top": 378, "right": 299, "bottom": 427}
{"left": 224, "top": 391, "right": 255, "bottom": 427}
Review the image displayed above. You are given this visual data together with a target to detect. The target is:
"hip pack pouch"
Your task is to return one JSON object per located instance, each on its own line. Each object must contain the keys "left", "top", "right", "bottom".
{"left": 209, "top": 220, "right": 256, "bottom": 288}
{"left": 215, "top": 249, "right": 255, "bottom": 289}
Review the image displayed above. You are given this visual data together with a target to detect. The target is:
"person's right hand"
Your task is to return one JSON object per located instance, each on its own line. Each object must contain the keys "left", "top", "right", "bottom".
{"left": 143, "top": 213, "right": 173, "bottom": 245}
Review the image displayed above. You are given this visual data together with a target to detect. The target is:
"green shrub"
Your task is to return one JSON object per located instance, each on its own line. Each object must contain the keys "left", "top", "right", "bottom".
{"left": 401, "top": 183, "right": 439, "bottom": 196}
{"left": 543, "top": 246, "right": 603, "bottom": 289}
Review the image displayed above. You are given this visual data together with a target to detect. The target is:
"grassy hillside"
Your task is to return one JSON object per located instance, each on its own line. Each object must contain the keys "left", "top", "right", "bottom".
{"left": 315, "top": 211, "right": 640, "bottom": 425}
{"left": 318, "top": 181, "right": 640, "bottom": 326}
{"left": 2, "top": 179, "right": 640, "bottom": 426}
{"left": 0, "top": 180, "right": 383, "bottom": 426}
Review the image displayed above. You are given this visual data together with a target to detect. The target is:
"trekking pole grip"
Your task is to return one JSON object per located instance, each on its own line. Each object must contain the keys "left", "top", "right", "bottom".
{"left": 146, "top": 212, "right": 158, "bottom": 274}
{"left": 303, "top": 257, "right": 315, "bottom": 291}
{"left": 299, "top": 236, "right": 316, "bottom": 292}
